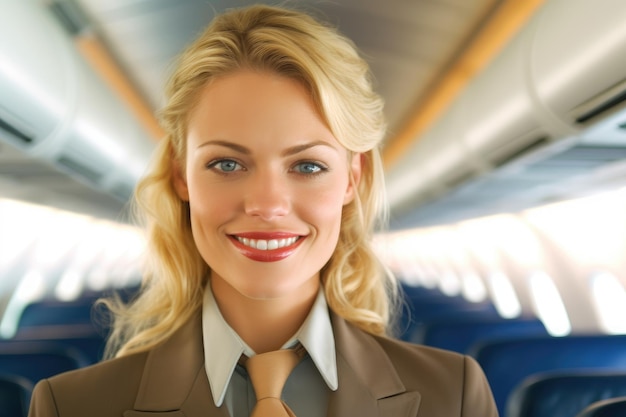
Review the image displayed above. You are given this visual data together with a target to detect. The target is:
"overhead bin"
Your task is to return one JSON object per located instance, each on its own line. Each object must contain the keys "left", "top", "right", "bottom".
{"left": 0, "top": 0, "right": 154, "bottom": 201}
{"left": 531, "top": 0, "right": 626, "bottom": 128}
{"left": 387, "top": 0, "right": 626, "bottom": 227}
{"left": 386, "top": 104, "right": 469, "bottom": 211}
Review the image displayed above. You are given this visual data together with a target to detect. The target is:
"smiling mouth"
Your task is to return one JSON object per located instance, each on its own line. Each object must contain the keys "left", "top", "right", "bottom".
{"left": 235, "top": 236, "right": 300, "bottom": 250}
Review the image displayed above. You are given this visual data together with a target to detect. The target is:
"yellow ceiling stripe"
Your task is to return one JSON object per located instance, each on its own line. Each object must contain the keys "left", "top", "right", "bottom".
{"left": 382, "top": 0, "right": 546, "bottom": 168}
{"left": 75, "top": 33, "right": 164, "bottom": 141}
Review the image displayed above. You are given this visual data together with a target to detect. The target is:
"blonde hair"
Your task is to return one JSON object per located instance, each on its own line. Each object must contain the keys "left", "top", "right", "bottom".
{"left": 104, "top": 4, "right": 399, "bottom": 358}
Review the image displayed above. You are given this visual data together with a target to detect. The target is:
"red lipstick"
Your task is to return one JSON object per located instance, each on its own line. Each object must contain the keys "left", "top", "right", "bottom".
{"left": 229, "top": 232, "right": 305, "bottom": 262}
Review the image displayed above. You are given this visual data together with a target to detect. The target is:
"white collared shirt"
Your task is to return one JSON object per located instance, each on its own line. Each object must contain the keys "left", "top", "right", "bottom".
{"left": 202, "top": 283, "right": 338, "bottom": 417}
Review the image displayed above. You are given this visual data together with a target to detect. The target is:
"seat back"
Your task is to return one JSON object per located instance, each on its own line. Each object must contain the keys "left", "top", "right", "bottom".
{"left": 419, "top": 317, "right": 548, "bottom": 353}
{"left": 0, "top": 340, "right": 89, "bottom": 385}
{"left": 18, "top": 297, "right": 100, "bottom": 328}
{"left": 14, "top": 324, "right": 107, "bottom": 364}
{"left": 399, "top": 285, "right": 499, "bottom": 341}
{"left": 472, "top": 335, "right": 626, "bottom": 416}
{"left": 575, "top": 397, "right": 626, "bottom": 417}
{"left": 0, "top": 373, "right": 33, "bottom": 417}
{"left": 507, "top": 372, "right": 626, "bottom": 417}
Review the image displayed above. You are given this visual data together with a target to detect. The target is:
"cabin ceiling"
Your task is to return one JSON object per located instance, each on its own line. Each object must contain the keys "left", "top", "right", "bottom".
{"left": 0, "top": 0, "right": 500, "bottom": 223}
{"left": 74, "top": 0, "right": 497, "bottom": 131}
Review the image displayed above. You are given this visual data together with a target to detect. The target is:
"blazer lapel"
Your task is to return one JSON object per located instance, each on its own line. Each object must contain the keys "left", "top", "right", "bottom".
{"left": 123, "top": 313, "right": 230, "bottom": 417}
{"left": 327, "top": 314, "right": 421, "bottom": 417}
{"left": 121, "top": 310, "right": 421, "bottom": 417}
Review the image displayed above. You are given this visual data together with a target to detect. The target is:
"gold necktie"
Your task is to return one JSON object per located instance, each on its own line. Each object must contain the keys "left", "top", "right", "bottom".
{"left": 245, "top": 348, "right": 302, "bottom": 417}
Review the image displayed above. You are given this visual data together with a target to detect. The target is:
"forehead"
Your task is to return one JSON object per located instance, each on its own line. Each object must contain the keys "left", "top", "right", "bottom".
{"left": 186, "top": 70, "right": 340, "bottom": 151}
{"left": 196, "top": 70, "right": 313, "bottom": 114}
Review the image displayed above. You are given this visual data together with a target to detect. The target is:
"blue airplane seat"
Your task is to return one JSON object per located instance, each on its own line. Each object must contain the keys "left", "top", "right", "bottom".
{"left": 417, "top": 316, "right": 548, "bottom": 353}
{"left": 47, "top": 334, "right": 106, "bottom": 364}
{"left": 472, "top": 335, "right": 626, "bottom": 417}
{"left": 18, "top": 296, "right": 102, "bottom": 328}
{"left": 0, "top": 341, "right": 90, "bottom": 385}
{"left": 18, "top": 288, "right": 137, "bottom": 331}
{"left": 399, "top": 284, "right": 499, "bottom": 341}
{"left": 13, "top": 326, "right": 107, "bottom": 364}
{"left": 506, "top": 372, "right": 626, "bottom": 417}
{"left": 0, "top": 373, "right": 32, "bottom": 417}
{"left": 575, "top": 397, "right": 626, "bottom": 417}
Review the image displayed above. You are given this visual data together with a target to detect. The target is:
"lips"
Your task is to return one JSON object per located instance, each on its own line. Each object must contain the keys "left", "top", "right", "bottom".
{"left": 236, "top": 236, "right": 299, "bottom": 251}
{"left": 229, "top": 232, "right": 305, "bottom": 262}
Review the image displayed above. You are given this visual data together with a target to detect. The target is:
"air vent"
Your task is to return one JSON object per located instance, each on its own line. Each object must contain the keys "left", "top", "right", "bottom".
{"left": 109, "top": 182, "right": 134, "bottom": 202}
{"left": 527, "top": 145, "right": 626, "bottom": 176}
{"left": 445, "top": 169, "right": 476, "bottom": 189}
{"left": 47, "top": 1, "right": 89, "bottom": 36}
{"left": 488, "top": 135, "right": 551, "bottom": 168}
{"left": 0, "top": 115, "right": 34, "bottom": 144}
{"left": 57, "top": 154, "right": 104, "bottom": 184}
{"left": 543, "top": 144, "right": 626, "bottom": 163}
{"left": 573, "top": 78, "right": 626, "bottom": 125}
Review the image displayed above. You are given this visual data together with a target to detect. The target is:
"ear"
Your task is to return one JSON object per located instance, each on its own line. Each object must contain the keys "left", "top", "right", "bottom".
{"left": 172, "top": 157, "right": 190, "bottom": 202}
{"left": 344, "top": 152, "right": 363, "bottom": 205}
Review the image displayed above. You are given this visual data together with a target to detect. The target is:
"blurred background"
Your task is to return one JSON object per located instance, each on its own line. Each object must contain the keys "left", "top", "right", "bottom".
{"left": 2, "top": 1, "right": 626, "bottom": 415}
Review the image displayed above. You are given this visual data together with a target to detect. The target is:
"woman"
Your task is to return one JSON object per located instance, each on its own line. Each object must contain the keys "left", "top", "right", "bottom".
{"left": 29, "top": 5, "right": 497, "bottom": 417}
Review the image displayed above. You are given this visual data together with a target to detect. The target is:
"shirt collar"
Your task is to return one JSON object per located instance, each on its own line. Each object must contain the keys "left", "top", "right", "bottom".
{"left": 201, "top": 283, "right": 338, "bottom": 407}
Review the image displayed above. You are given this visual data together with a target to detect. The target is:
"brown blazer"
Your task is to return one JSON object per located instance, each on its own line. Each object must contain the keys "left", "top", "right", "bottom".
{"left": 28, "top": 312, "right": 498, "bottom": 417}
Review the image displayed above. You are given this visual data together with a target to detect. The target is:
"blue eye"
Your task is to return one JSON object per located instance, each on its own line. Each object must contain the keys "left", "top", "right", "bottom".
{"left": 294, "top": 162, "right": 326, "bottom": 175}
{"left": 207, "top": 159, "right": 243, "bottom": 173}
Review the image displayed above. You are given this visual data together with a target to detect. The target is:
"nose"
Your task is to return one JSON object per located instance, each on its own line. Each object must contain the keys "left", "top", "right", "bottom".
{"left": 243, "top": 169, "right": 290, "bottom": 220}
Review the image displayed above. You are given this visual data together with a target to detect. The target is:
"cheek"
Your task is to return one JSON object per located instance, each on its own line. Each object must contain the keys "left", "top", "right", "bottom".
{"left": 300, "top": 183, "right": 348, "bottom": 232}
{"left": 187, "top": 182, "right": 239, "bottom": 231}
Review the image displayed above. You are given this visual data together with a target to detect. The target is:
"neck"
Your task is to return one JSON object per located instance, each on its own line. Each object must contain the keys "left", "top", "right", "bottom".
{"left": 211, "top": 276, "right": 320, "bottom": 353}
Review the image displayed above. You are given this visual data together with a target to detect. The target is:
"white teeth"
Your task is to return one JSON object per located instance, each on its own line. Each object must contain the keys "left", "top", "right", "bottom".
{"left": 236, "top": 236, "right": 299, "bottom": 250}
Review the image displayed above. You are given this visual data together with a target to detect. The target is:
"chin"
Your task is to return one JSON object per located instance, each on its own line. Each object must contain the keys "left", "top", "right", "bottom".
{"left": 238, "top": 283, "right": 299, "bottom": 300}
{"left": 236, "top": 276, "right": 319, "bottom": 301}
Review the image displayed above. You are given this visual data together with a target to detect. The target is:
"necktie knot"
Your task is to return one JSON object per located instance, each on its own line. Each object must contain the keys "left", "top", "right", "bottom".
{"left": 244, "top": 348, "right": 303, "bottom": 417}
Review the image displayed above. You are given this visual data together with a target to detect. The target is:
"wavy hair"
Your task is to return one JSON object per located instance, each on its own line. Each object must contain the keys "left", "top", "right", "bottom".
{"left": 103, "top": 4, "right": 399, "bottom": 358}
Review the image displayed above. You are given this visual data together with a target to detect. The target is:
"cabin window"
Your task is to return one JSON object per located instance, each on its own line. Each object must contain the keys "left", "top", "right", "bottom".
{"left": 55, "top": 269, "right": 84, "bottom": 301}
{"left": 0, "top": 270, "right": 46, "bottom": 338}
{"left": 461, "top": 271, "right": 488, "bottom": 303}
{"left": 488, "top": 271, "right": 521, "bottom": 319}
{"left": 590, "top": 272, "right": 626, "bottom": 334}
{"left": 528, "top": 271, "right": 571, "bottom": 336}
{"left": 439, "top": 269, "right": 462, "bottom": 297}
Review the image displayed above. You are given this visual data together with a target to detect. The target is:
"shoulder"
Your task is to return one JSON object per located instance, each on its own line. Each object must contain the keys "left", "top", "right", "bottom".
{"left": 332, "top": 312, "right": 499, "bottom": 415}
{"left": 51, "top": 351, "right": 147, "bottom": 391}
{"left": 371, "top": 334, "right": 498, "bottom": 416}
{"left": 332, "top": 312, "right": 479, "bottom": 385}
{"left": 372, "top": 334, "right": 470, "bottom": 384}
{"left": 30, "top": 352, "right": 148, "bottom": 416}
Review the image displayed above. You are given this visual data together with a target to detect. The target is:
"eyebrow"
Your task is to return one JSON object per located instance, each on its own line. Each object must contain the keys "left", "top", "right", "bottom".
{"left": 196, "top": 140, "right": 339, "bottom": 156}
{"left": 197, "top": 140, "right": 250, "bottom": 154}
{"left": 281, "top": 140, "right": 339, "bottom": 156}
